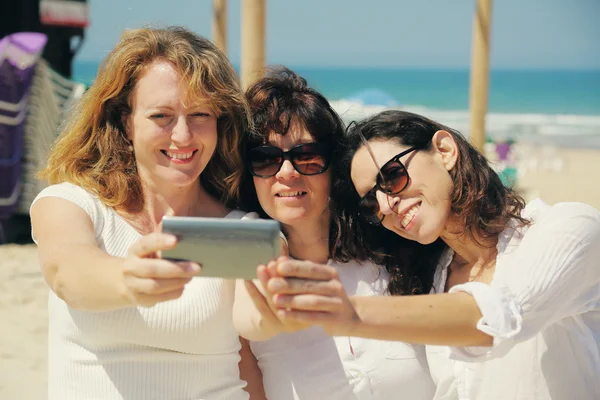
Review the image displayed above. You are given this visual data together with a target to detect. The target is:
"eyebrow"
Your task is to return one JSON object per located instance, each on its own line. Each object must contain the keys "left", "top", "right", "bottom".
{"left": 144, "top": 104, "right": 175, "bottom": 110}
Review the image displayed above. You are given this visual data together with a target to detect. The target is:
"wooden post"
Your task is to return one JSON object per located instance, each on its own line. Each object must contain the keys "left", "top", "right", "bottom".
{"left": 212, "top": 0, "right": 227, "bottom": 54}
{"left": 468, "top": 0, "right": 493, "bottom": 153}
{"left": 241, "top": 0, "right": 266, "bottom": 89}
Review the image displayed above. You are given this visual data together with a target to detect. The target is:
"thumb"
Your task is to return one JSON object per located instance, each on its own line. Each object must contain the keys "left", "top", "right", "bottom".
{"left": 158, "top": 208, "right": 176, "bottom": 233}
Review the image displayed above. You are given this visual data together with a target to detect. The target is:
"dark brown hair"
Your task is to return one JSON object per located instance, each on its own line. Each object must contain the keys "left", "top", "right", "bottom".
{"left": 335, "top": 110, "right": 529, "bottom": 295}
{"left": 235, "top": 67, "right": 359, "bottom": 261}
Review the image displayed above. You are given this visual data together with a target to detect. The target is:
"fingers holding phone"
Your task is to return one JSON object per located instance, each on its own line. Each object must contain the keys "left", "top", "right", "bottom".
{"left": 123, "top": 232, "right": 201, "bottom": 307}
{"left": 266, "top": 258, "right": 360, "bottom": 336}
{"left": 243, "top": 261, "right": 311, "bottom": 335}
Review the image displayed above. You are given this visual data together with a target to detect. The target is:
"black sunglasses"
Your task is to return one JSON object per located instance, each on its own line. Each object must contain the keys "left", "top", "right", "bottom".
{"left": 247, "top": 142, "right": 331, "bottom": 178}
{"left": 358, "top": 146, "right": 422, "bottom": 225}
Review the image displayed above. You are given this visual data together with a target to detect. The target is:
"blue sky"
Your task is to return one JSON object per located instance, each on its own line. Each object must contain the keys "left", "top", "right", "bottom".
{"left": 77, "top": 0, "right": 600, "bottom": 69}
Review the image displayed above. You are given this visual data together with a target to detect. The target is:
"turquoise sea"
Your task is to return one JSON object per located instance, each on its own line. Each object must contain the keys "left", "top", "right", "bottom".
{"left": 73, "top": 61, "right": 600, "bottom": 142}
{"left": 74, "top": 61, "right": 600, "bottom": 115}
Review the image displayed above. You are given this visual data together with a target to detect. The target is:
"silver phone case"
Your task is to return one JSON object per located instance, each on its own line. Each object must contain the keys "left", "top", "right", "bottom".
{"left": 161, "top": 216, "right": 281, "bottom": 279}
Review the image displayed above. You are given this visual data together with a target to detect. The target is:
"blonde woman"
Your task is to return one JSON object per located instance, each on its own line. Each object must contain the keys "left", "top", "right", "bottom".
{"left": 31, "top": 27, "right": 264, "bottom": 399}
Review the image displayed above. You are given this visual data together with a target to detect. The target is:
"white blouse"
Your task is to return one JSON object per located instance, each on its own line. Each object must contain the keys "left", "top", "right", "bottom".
{"left": 251, "top": 260, "right": 436, "bottom": 400}
{"left": 427, "top": 199, "right": 600, "bottom": 400}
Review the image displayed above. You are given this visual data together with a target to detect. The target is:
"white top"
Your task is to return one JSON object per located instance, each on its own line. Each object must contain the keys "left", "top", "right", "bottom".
{"left": 32, "top": 182, "right": 250, "bottom": 400}
{"left": 426, "top": 199, "right": 600, "bottom": 400}
{"left": 250, "top": 260, "right": 436, "bottom": 400}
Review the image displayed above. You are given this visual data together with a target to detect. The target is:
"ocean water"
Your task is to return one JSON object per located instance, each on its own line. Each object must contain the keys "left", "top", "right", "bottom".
{"left": 73, "top": 61, "right": 600, "bottom": 143}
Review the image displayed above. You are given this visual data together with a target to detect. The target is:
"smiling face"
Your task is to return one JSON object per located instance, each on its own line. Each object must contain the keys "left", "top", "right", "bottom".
{"left": 252, "top": 123, "right": 331, "bottom": 230}
{"left": 124, "top": 60, "right": 218, "bottom": 190}
{"left": 350, "top": 133, "right": 458, "bottom": 244}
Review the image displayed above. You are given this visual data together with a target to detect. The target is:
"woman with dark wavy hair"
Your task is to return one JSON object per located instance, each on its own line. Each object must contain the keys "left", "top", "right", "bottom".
{"left": 254, "top": 110, "right": 600, "bottom": 400}
{"left": 234, "top": 71, "right": 436, "bottom": 399}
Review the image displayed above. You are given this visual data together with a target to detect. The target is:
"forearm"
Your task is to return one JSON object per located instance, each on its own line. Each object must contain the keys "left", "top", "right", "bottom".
{"left": 233, "top": 280, "right": 278, "bottom": 341}
{"left": 39, "top": 243, "right": 132, "bottom": 312}
{"left": 347, "top": 293, "right": 493, "bottom": 347}
{"left": 233, "top": 307, "right": 278, "bottom": 342}
{"left": 238, "top": 337, "right": 267, "bottom": 400}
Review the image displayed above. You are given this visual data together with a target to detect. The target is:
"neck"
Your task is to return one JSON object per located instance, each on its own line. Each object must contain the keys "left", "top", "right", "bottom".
{"left": 133, "top": 174, "right": 224, "bottom": 232}
{"left": 284, "top": 214, "right": 331, "bottom": 264}
{"left": 440, "top": 216, "right": 498, "bottom": 267}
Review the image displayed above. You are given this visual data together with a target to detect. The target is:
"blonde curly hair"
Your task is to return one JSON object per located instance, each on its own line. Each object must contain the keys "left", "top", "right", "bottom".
{"left": 40, "top": 26, "right": 250, "bottom": 211}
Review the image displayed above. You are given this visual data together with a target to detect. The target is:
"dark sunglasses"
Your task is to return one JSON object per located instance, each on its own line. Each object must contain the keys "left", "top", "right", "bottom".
{"left": 358, "top": 146, "right": 422, "bottom": 225}
{"left": 247, "top": 142, "right": 331, "bottom": 178}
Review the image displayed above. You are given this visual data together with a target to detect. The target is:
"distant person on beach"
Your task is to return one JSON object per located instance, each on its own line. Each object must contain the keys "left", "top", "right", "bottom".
{"left": 232, "top": 69, "right": 436, "bottom": 399}
{"left": 30, "top": 26, "right": 265, "bottom": 399}
{"left": 250, "top": 110, "right": 600, "bottom": 400}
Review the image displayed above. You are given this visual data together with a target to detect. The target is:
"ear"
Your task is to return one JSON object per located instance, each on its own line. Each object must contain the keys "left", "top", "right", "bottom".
{"left": 431, "top": 130, "right": 458, "bottom": 171}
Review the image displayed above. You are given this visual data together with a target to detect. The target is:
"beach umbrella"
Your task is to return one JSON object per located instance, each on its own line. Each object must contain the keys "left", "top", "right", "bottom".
{"left": 241, "top": 0, "right": 266, "bottom": 89}
{"left": 468, "top": 0, "right": 493, "bottom": 152}
{"left": 213, "top": 0, "right": 228, "bottom": 54}
{"left": 347, "top": 89, "right": 399, "bottom": 107}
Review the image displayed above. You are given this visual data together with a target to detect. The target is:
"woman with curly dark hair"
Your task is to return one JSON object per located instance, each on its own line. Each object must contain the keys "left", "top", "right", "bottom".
{"left": 234, "top": 71, "right": 436, "bottom": 399}
{"left": 253, "top": 110, "right": 600, "bottom": 400}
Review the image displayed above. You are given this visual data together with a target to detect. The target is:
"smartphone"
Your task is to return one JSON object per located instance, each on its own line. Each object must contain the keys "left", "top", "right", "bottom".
{"left": 161, "top": 216, "right": 281, "bottom": 279}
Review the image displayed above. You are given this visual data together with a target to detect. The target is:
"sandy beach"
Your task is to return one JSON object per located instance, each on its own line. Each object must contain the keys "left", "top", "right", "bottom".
{"left": 510, "top": 142, "right": 600, "bottom": 209}
{"left": 0, "top": 243, "right": 47, "bottom": 400}
{"left": 0, "top": 143, "right": 598, "bottom": 399}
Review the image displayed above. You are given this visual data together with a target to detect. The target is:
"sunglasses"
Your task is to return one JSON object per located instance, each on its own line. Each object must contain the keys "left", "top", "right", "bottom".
{"left": 358, "top": 146, "right": 422, "bottom": 225}
{"left": 247, "top": 142, "right": 331, "bottom": 178}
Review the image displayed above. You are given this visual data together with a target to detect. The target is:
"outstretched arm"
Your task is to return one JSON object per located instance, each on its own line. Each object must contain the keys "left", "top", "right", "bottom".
{"left": 258, "top": 257, "right": 492, "bottom": 347}
{"left": 32, "top": 197, "right": 199, "bottom": 311}
{"left": 263, "top": 202, "right": 600, "bottom": 354}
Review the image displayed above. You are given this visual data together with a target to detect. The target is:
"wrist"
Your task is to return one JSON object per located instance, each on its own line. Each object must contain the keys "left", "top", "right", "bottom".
{"left": 255, "top": 312, "right": 280, "bottom": 339}
{"left": 346, "top": 296, "right": 363, "bottom": 336}
{"left": 116, "top": 266, "right": 136, "bottom": 308}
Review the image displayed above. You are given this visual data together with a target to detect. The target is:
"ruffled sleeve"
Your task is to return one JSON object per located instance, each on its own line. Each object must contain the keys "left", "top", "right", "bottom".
{"left": 448, "top": 201, "right": 600, "bottom": 361}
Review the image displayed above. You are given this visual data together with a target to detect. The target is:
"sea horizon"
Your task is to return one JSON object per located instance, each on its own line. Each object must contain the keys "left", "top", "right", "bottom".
{"left": 73, "top": 60, "right": 600, "bottom": 116}
{"left": 72, "top": 60, "right": 600, "bottom": 144}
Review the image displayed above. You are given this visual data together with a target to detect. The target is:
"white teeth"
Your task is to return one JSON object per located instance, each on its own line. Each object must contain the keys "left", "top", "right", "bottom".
{"left": 401, "top": 204, "right": 421, "bottom": 228}
{"left": 278, "top": 191, "right": 304, "bottom": 197}
{"left": 165, "top": 151, "right": 193, "bottom": 160}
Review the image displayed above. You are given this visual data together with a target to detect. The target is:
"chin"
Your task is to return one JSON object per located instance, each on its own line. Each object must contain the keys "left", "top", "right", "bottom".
{"left": 274, "top": 210, "right": 310, "bottom": 226}
{"left": 414, "top": 227, "right": 444, "bottom": 245}
{"left": 161, "top": 170, "right": 201, "bottom": 187}
{"left": 416, "top": 237, "right": 438, "bottom": 245}
{"left": 390, "top": 225, "right": 439, "bottom": 246}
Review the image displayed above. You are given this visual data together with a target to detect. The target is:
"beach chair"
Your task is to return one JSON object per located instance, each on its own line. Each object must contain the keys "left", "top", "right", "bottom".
{"left": 17, "top": 59, "right": 86, "bottom": 216}
{"left": 0, "top": 32, "right": 47, "bottom": 242}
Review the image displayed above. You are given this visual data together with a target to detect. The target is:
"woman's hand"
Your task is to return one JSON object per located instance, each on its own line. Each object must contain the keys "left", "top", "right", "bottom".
{"left": 264, "top": 257, "right": 361, "bottom": 336}
{"left": 123, "top": 232, "right": 201, "bottom": 307}
{"left": 243, "top": 259, "right": 311, "bottom": 336}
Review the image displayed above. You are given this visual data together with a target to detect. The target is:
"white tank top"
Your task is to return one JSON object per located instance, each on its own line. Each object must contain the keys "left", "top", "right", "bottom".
{"left": 32, "top": 182, "right": 250, "bottom": 400}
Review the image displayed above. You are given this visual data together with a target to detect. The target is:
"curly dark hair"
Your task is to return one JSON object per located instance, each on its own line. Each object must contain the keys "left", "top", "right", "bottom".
{"left": 334, "top": 110, "right": 530, "bottom": 295}
{"left": 235, "top": 67, "right": 359, "bottom": 262}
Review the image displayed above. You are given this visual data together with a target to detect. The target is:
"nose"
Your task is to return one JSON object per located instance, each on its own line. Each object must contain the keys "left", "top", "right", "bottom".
{"left": 275, "top": 159, "right": 299, "bottom": 180}
{"left": 376, "top": 190, "right": 398, "bottom": 215}
{"left": 170, "top": 116, "right": 193, "bottom": 145}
